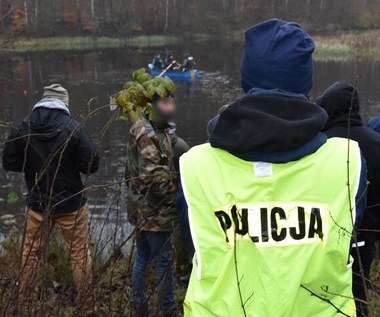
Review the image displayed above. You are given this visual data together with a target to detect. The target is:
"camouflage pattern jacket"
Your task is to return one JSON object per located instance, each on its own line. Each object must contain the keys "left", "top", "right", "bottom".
{"left": 126, "top": 116, "right": 177, "bottom": 232}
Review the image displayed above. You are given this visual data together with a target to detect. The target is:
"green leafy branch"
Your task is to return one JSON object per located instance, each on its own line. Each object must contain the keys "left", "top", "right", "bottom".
{"left": 116, "top": 68, "right": 175, "bottom": 122}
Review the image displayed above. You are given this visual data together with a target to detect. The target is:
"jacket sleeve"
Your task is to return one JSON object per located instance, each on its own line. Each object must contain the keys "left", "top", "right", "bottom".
{"left": 135, "top": 133, "right": 176, "bottom": 197}
{"left": 77, "top": 126, "right": 99, "bottom": 175}
{"left": 355, "top": 154, "right": 368, "bottom": 227}
{"left": 2, "top": 126, "right": 24, "bottom": 172}
{"left": 176, "top": 180, "right": 194, "bottom": 254}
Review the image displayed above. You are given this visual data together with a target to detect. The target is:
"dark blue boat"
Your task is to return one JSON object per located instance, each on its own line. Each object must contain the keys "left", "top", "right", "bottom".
{"left": 149, "top": 68, "right": 199, "bottom": 80}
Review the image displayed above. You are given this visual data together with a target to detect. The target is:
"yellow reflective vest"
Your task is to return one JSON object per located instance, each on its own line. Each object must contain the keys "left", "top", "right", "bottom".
{"left": 180, "top": 137, "right": 361, "bottom": 317}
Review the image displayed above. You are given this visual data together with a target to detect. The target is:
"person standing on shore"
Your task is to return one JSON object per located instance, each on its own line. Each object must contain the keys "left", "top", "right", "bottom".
{"left": 317, "top": 81, "right": 380, "bottom": 317}
{"left": 179, "top": 19, "right": 366, "bottom": 317}
{"left": 2, "top": 84, "right": 99, "bottom": 316}
{"left": 127, "top": 95, "right": 178, "bottom": 317}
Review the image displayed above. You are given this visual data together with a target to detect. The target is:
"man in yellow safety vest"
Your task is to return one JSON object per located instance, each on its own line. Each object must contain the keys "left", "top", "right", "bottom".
{"left": 178, "top": 19, "right": 367, "bottom": 317}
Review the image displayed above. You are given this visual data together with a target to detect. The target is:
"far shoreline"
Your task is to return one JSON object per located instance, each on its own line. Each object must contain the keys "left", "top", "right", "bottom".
{"left": 1, "top": 30, "right": 380, "bottom": 59}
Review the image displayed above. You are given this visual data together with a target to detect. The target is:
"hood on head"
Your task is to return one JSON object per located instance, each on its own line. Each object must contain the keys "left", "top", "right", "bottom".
{"left": 27, "top": 108, "right": 71, "bottom": 141}
{"left": 207, "top": 104, "right": 231, "bottom": 136}
{"left": 316, "top": 81, "right": 362, "bottom": 130}
{"left": 240, "top": 18, "right": 315, "bottom": 95}
{"left": 209, "top": 94, "right": 327, "bottom": 155}
{"left": 33, "top": 98, "right": 70, "bottom": 115}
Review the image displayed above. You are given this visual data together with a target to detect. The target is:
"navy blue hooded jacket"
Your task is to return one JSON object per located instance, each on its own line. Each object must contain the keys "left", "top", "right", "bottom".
{"left": 3, "top": 108, "right": 99, "bottom": 214}
{"left": 317, "top": 81, "right": 380, "bottom": 229}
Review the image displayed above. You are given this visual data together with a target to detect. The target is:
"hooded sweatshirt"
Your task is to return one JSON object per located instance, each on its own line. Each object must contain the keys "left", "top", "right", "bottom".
{"left": 3, "top": 107, "right": 99, "bottom": 214}
{"left": 209, "top": 89, "right": 327, "bottom": 162}
{"left": 317, "top": 81, "right": 380, "bottom": 229}
{"left": 177, "top": 20, "right": 366, "bottom": 256}
{"left": 316, "top": 81, "right": 379, "bottom": 316}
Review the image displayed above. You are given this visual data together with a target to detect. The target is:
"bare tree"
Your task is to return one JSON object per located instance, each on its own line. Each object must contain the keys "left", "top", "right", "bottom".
{"left": 164, "top": 0, "right": 169, "bottom": 31}
{"left": 90, "top": 0, "right": 95, "bottom": 20}
{"left": 23, "top": 0, "right": 28, "bottom": 27}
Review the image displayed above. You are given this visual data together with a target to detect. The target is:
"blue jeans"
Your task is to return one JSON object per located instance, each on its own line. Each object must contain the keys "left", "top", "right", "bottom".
{"left": 131, "top": 231, "right": 176, "bottom": 316}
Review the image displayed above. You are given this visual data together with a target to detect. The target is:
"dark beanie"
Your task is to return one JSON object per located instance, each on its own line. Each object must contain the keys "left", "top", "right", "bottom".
{"left": 240, "top": 19, "right": 315, "bottom": 95}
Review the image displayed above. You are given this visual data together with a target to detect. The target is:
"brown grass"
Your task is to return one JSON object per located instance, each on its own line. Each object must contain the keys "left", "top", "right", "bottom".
{"left": 314, "top": 30, "right": 380, "bottom": 57}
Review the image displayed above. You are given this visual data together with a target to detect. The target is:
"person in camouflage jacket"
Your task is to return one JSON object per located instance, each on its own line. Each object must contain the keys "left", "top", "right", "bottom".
{"left": 127, "top": 96, "right": 178, "bottom": 317}
{"left": 127, "top": 116, "right": 177, "bottom": 231}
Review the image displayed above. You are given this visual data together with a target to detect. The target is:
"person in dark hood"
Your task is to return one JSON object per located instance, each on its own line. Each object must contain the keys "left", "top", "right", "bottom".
{"left": 177, "top": 19, "right": 366, "bottom": 316}
{"left": 152, "top": 53, "right": 164, "bottom": 70}
{"left": 317, "top": 81, "right": 380, "bottom": 317}
{"left": 165, "top": 53, "right": 179, "bottom": 70}
{"left": 206, "top": 104, "right": 231, "bottom": 136}
{"left": 167, "top": 122, "right": 190, "bottom": 174}
{"left": 2, "top": 84, "right": 99, "bottom": 316}
{"left": 181, "top": 53, "right": 196, "bottom": 70}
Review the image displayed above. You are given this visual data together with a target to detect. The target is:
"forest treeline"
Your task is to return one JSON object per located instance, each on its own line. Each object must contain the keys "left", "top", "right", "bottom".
{"left": 1, "top": 0, "right": 380, "bottom": 38}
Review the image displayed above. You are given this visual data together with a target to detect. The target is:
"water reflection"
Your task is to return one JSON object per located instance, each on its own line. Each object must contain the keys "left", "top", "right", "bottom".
{"left": 0, "top": 42, "right": 380, "bottom": 244}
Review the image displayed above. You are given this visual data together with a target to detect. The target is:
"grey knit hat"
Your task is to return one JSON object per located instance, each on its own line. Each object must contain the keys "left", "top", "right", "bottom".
{"left": 42, "top": 84, "right": 69, "bottom": 105}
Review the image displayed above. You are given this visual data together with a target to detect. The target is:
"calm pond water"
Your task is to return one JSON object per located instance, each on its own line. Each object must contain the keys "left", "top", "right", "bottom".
{"left": 1, "top": 41, "right": 380, "bottom": 250}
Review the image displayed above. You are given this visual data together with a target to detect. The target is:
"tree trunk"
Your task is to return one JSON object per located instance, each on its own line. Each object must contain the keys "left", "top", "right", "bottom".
{"left": 34, "top": 0, "right": 38, "bottom": 29}
{"left": 75, "top": 0, "right": 81, "bottom": 26}
{"left": 91, "top": 0, "right": 95, "bottom": 20}
{"left": 24, "top": 0, "right": 28, "bottom": 27}
{"left": 164, "top": 0, "right": 169, "bottom": 31}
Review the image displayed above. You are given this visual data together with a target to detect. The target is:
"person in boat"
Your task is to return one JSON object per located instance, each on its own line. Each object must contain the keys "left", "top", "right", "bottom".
{"left": 165, "top": 53, "right": 179, "bottom": 70}
{"left": 181, "top": 54, "right": 196, "bottom": 70}
{"left": 177, "top": 19, "right": 366, "bottom": 317}
{"left": 151, "top": 53, "right": 164, "bottom": 70}
{"left": 317, "top": 81, "right": 380, "bottom": 317}
{"left": 2, "top": 84, "right": 99, "bottom": 317}
{"left": 127, "top": 93, "right": 178, "bottom": 316}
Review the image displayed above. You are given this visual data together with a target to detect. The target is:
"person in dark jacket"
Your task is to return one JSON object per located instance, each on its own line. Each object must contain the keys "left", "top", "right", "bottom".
{"left": 316, "top": 81, "right": 380, "bottom": 317}
{"left": 169, "top": 125, "right": 190, "bottom": 174}
{"left": 368, "top": 116, "right": 380, "bottom": 254}
{"left": 167, "top": 124, "right": 194, "bottom": 281}
{"left": 177, "top": 19, "right": 367, "bottom": 316}
{"left": 165, "top": 53, "right": 179, "bottom": 70}
{"left": 152, "top": 53, "right": 164, "bottom": 70}
{"left": 181, "top": 54, "right": 196, "bottom": 70}
{"left": 171, "top": 133, "right": 191, "bottom": 250}
{"left": 3, "top": 84, "right": 99, "bottom": 317}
